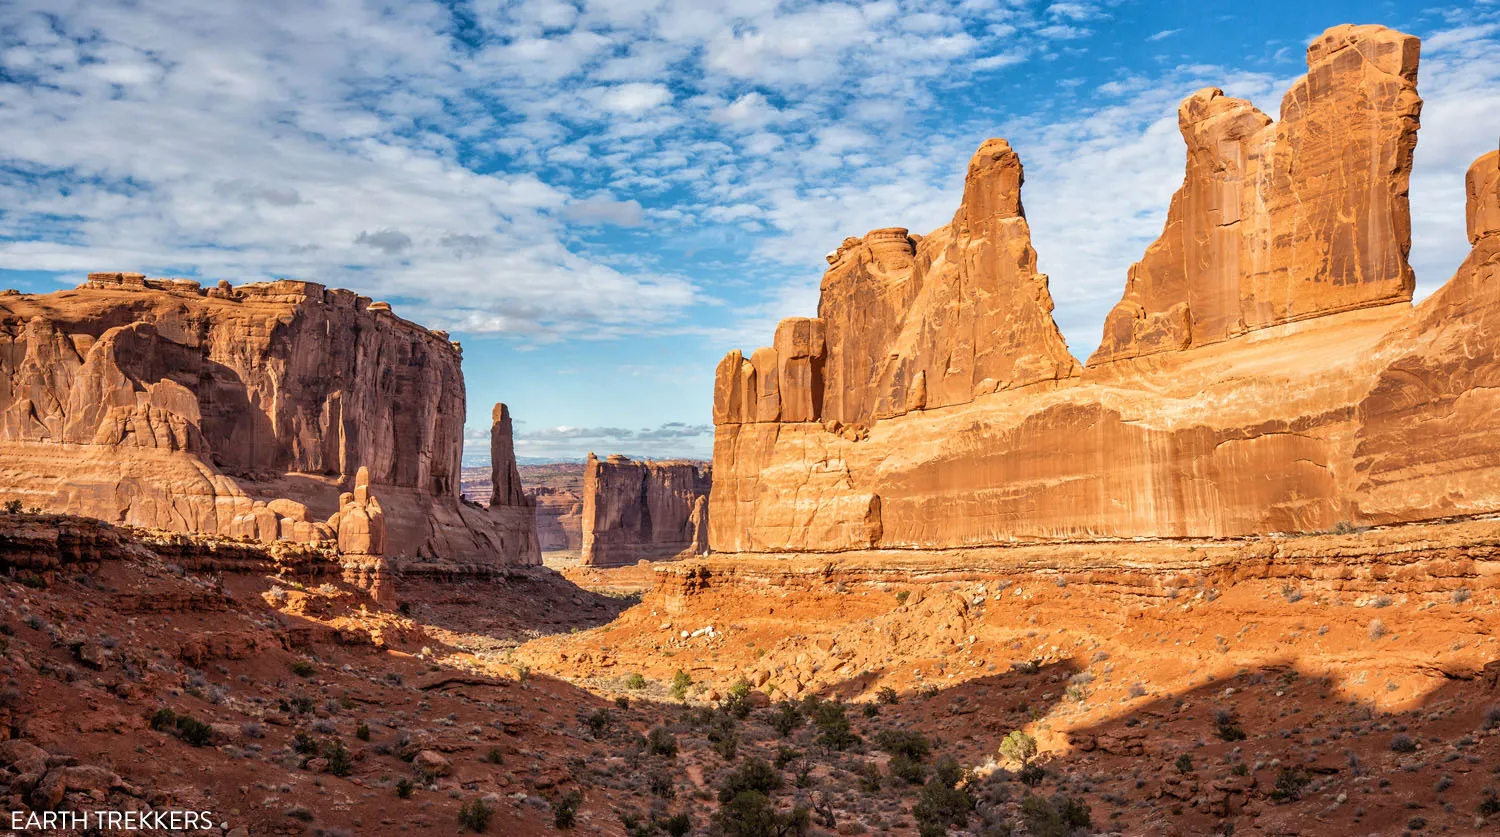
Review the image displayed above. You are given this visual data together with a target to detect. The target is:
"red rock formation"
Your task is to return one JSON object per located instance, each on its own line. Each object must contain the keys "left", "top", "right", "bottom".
{"left": 0, "top": 275, "right": 539, "bottom": 570}
{"left": 1091, "top": 25, "right": 1422, "bottom": 363}
{"left": 489, "top": 403, "right": 526, "bottom": 507}
{"left": 709, "top": 27, "right": 1500, "bottom": 555}
{"left": 579, "top": 454, "right": 711, "bottom": 567}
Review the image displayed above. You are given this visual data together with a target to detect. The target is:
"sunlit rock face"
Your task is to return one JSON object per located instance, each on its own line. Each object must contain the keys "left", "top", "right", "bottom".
{"left": 580, "top": 454, "right": 711, "bottom": 567}
{"left": 0, "top": 274, "right": 539, "bottom": 569}
{"left": 707, "top": 27, "right": 1500, "bottom": 554}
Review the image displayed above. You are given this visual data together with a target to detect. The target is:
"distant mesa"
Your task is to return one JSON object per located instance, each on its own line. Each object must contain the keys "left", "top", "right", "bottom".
{"left": 580, "top": 453, "right": 711, "bottom": 567}
{"left": 710, "top": 24, "right": 1500, "bottom": 554}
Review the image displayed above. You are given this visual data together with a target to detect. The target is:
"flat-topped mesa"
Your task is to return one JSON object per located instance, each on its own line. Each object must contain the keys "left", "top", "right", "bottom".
{"left": 579, "top": 453, "right": 711, "bottom": 567}
{"left": 1091, "top": 24, "right": 1422, "bottom": 364}
{"left": 0, "top": 273, "right": 538, "bottom": 570}
{"left": 713, "top": 138, "right": 1077, "bottom": 431}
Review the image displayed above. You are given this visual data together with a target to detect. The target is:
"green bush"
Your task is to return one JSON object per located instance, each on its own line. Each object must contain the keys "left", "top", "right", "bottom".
{"left": 2, "top": 499, "right": 23, "bottom": 514}
{"left": 713, "top": 791, "right": 809, "bottom": 837}
{"left": 767, "top": 700, "right": 803, "bottom": 737}
{"left": 646, "top": 726, "right": 677, "bottom": 758}
{"left": 721, "top": 678, "right": 754, "bottom": 719}
{"left": 584, "top": 708, "right": 612, "bottom": 738}
{"left": 888, "top": 753, "right": 926, "bottom": 785}
{"left": 355, "top": 723, "right": 371, "bottom": 741}
{"left": 1175, "top": 754, "right": 1193, "bottom": 774}
{"left": 875, "top": 729, "right": 931, "bottom": 761}
{"left": 659, "top": 812, "right": 692, "bottom": 836}
{"left": 553, "top": 790, "right": 581, "bottom": 829}
{"left": 290, "top": 659, "right": 315, "bottom": 677}
{"left": 999, "top": 730, "right": 1037, "bottom": 768}
{"left": 1018, "top": 793, "right": 1091, "bottom": 837}
{"left": 876, "top": 686, "right": 900, "bottom": 705}
{"left": 669, "top": 669, "right": 693, "bottom": 700}
{"left": 458, "top": 798, "right": 492, "bottom": 832}
{"left": 1214, "top": 709, "right": 1247, "bottom": 742}
{"left": 483, "top": 747, "right": 505, "bottom": 765}
{"left": 1269, "top": 768, "right": 1310, "bottom": 803}
{"left": 708, "top": 712, "right": 739, "bottom": 761}
{"left": 323, "top": 738, "right": 353, "bottom": 777}
{"left": 175, "top": 715, "right": 215, "bottom": 747}
{"left": 718, "top": 757, "right": 783, "bottom": 805}
{"left": 149, "top": 707, "right": 177, "bottom": 732}
{"left": 913, "top": 758, "right": 974, "bottom": 837}
{"left": 396, "top": 777, "right": 414, "bottom": 798}
{"left": 625, "top": 672, "right": 648, "bottom": 690}
{"left": 810, "top": 700, "right": 859, "bottom": 751}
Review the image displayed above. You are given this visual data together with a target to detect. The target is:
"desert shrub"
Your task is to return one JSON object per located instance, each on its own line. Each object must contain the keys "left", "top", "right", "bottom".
{"left": 1214, "top": 710, "right": 1247, "bottom": 742}
{"left": 876, "top": 686, "right": 900, "bottom": 705}
{"left": 913, "top": 758, "right": 974, "bottom": 837}
{"left": 1269, "top": 768, "right": 1310, "bottom": 803}
{"left": 856, "top": 760, "right": 882, "bottom": 793}
{"left": 395, "top": 777, "right": 414, "bottom": 798}
{"left": 767, "top": 700, "right": 804, "bottom": 737}
{"left": 876, "top": 729, "right": 931, "bottom": 761}
{"left": 1368, "top": 619, "right": 1387, "bottom": 639}
{"left": 323, "top": 738, "right": 353, "bottom": 777}
{"left": 648, "top": 770, "right": 675, "bottom": 798}
{"left": 717, "top": 757, "right": 782, "bottom": 803}
{"left": 355, "top": 722, "right": 371, "bottom": 741}
{"left": 625, "top": 672, "right": 648, "bottom": 690}
{"left": 290, "top": 659, "right": 315, "bottom": 677}
{"left": 614, "top": 696, "right": 629, "bottom": 709}
{"left": 2, "top": 499, "right": 22, "bottom": 514}
{"left": 553, "top": 790, "right": 582, "bottom": 829}
{"left": 999, "top": 731, "right": 1037, "bottom": 768}
{"left": 1478, "top": 790, "right": 1500, "bottom": 817}
{"left": 894, "top": 590, "right": 910, "bottom": 605}
{"left": 294, "top": 732, "right": 319, "bottom": 755}
{"left": 646, "top": 726, "right": 677, "bottom": 758}
{"left": 175, "top": 715, "right": 214, "bottom": 747}
{"left": 659, "top": 812, "right": 692, "bottom": 836}
{"left": 483, "top": 747, "right": 505, "bottom": 765}
{"left": 709, "top": 712, "right": 740, "bottom": 761}
{"left": 1018, "top": 793, "right": 1091, "bottom": 837}
{"left": 810, "top": 700, "right": 859, "bottom": 751}
{"left": 669, "top": 669, "right": 693, "bottom": 700}
{"left": 714, "top": 791, "right": 809, "bottom": 837}
{"left": 149, "top": 707, "right": 177, "bottom": 732}
{"left": 773, "top": 747, "right": 801, "bottom": 769}
{"left": 1390, "top": 734, "right": 1418, "bottom": 753}
{"left": 584, "top": 707, "right": 612, "bottom": 738}
{"left": 889, "top": 753, "right": 926, "bottom": 785}
{"left": 721, "top": 678, "right": 754, "bottom": 719}
{"left": 1175, "top": 754, "right": 1193, "bottom": 774}
{"left": 1454, "top": 588, "right": 1473, "bottom": 604}
{"left": 458, "top": 798, "right": 492, "bottom": 832}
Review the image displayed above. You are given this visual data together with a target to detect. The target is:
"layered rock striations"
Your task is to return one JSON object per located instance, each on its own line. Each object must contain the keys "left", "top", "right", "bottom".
{"left": 0, "top": 274, "right": 539, "bottom": 569}
{"left": 580, "top": 454, "right": 711, "bottom": 566}
{"left": 711, "top": 26, "right": 1500, "bottom": 554}
{"left": 1091, "top": 25, "right": 1422, "bottom": 363}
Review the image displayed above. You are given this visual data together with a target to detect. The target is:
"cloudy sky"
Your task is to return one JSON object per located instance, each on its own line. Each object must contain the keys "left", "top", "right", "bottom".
{"left": 1, "top": 0, "right": 1496, "bottom": 463}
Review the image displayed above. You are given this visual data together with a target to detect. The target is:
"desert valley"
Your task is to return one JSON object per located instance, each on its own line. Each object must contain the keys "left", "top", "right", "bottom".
{"left": 4, "top": 19, "right": 1500, "bottom": 837}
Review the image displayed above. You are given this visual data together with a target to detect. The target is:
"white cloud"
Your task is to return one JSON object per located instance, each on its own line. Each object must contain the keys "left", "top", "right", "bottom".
{"left": 1147, "top": 28, "right": 1181, "bottom": 41}
{"left": 593, "top": 82, "right": 675, "bottom": 115}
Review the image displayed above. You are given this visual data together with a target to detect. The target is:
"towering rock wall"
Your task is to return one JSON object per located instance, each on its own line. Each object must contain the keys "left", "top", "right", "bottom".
{"left": 1091, "top": 25, "right": 1422, "bottom": 363}
{"left": 580, "top": 454, "right": 711, "bottom": 567}
{"left": 710, "top": 26, "right": 1500, "bottom": 554}
{"left": 0, "top": 274, "right": 540, "bottom": 569}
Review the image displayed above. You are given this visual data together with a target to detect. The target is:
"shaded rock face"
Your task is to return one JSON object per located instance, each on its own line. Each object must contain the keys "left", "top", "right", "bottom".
{"left": 710, "top": 27, "right": 1500, "bottom": 554}
{"left": 1091, "top": 25, "right": 1422, "bottom": 363}
{"left": 580, "top": 454, "right": 711, "bottom": 567}
{"left": 0, "top": 275, "right": 539, "bottom": 568}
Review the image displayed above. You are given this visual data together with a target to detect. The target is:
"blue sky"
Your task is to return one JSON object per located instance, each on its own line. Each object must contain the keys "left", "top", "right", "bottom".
{"left": 1, "top": 0, "right": 1496, "bottom": 463}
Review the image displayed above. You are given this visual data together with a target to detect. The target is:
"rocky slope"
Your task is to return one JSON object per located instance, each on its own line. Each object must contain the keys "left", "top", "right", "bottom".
{"left": 580, "top": 454, "right": 711, "bottom": 567}
{"left": 0, "top": 275, "right": 538, "bottom": 570}
{"left": 710, "top": 25, "right": 1500, "bottom": 553}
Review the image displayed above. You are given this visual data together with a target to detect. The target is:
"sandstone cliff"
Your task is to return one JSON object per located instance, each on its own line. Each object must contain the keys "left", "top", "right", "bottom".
{"left": 0, "top": 275, "right": 539, "bottom": 569}
{"left": 710, "top": 26, "right": 1500, "bottom": 553}
{"left": 1092, "top": 25, "right": 1422, "bottom": 363}
{"left": 580, "top": 454, "right": 711, "bottom": 567}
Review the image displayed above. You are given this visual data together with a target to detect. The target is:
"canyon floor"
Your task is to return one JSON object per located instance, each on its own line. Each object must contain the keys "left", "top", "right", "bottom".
{"left": 5, "top": 516, "right": 1500, "bottom": 836}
